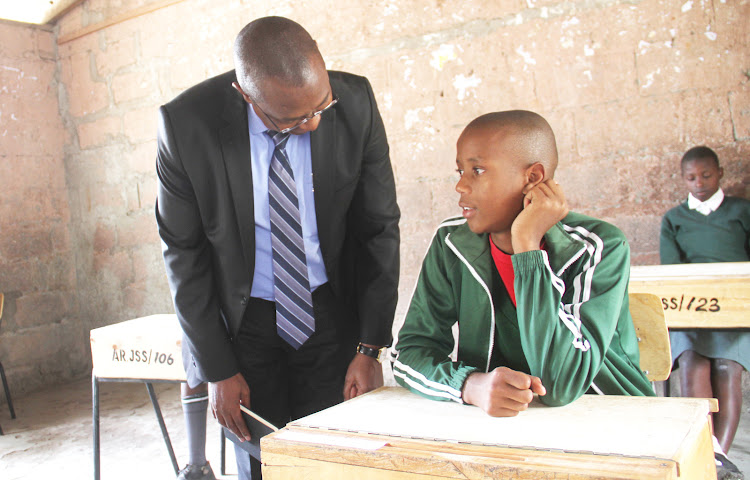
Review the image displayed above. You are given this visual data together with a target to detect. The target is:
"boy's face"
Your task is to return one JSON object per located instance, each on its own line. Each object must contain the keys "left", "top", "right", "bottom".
{"left": 682, "top": 157, "right": 723, "bottom": 202}
{"left": 455, "top": 126, "right": 527, "bottom": 236}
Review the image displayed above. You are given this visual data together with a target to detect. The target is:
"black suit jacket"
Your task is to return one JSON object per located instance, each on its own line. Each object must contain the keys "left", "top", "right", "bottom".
{"left": 156, "top": 70, "right": 400, "bottom": 386}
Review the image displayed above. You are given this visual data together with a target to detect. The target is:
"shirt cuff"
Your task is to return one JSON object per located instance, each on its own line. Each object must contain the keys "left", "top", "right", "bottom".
{"left": 511, "top": 249, "right": 548, "bottom": 273}
{"left": 451, "top": 365, "right": 479, "bottom": 404}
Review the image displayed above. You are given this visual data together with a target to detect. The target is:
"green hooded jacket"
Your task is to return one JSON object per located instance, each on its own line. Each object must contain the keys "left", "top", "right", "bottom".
{"left": 392, "top": 212, "right": 654, "bottom": 406}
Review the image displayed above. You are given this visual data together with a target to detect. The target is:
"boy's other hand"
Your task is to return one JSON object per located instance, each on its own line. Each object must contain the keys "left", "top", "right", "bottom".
{"left": 462, "top": 367, "right": 546, "bottom": 417}
{"left": 511, "top": 180, "right": 569, "bottom": 253}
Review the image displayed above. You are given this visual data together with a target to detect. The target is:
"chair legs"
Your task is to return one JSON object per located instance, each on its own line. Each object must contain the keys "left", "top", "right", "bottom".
{"left": 0, "top": 359, "right": 15, "bottom": 436}
{"left": 0, "top": 360, "right": 15, "bottom": 418}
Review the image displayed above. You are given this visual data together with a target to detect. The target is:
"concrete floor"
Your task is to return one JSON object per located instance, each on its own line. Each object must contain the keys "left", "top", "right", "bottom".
{"left": 0, "top": 376, "right": 748, "bottom": 480}
{"left": 0, "top": 378, "right": 236, "bottom": 480}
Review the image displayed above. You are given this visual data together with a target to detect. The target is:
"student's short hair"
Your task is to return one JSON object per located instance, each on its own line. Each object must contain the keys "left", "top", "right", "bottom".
{"left": 681, "top": 146, "right": 720, "bottom": 169}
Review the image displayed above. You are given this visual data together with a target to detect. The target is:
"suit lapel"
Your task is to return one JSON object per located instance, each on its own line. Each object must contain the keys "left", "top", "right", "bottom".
{"left": 310, "top": 107, "right": 336, "bottom": 262}
{"left": 219, "top": 86, "right": 255, "bottom": 274}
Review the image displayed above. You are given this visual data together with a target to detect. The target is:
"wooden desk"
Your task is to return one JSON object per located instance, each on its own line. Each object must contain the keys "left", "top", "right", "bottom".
{"left": 261, "top": 387, "right": 717, "bottom": 480}
{"left": 629, "top": 262, "right": 750, "bottom": 328}
{"left": 90, "top": 314, "right": 185, "bottom": 480}
{"left": 90, "top": 314, "right": 185, "bottom": 381}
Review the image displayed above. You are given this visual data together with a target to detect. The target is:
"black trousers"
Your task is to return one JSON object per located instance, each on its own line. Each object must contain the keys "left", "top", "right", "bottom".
{"left": 231, "top": 283, "right": 352, "bottom": 479}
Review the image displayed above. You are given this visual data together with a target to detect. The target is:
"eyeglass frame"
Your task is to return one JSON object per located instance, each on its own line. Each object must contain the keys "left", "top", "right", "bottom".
{"left": 254, "top": 93, "right": 339, "bottom": 134}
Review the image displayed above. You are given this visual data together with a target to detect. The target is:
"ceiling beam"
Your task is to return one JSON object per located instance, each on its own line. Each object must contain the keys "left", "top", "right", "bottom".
{"left": 0, "top": 0, "right": 84, "bottom": 25}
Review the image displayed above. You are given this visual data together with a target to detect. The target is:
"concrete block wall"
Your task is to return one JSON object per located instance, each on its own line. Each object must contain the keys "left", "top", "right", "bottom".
{"left": 0, "top": 0, "right": 747, "bottom": 397}
{"left": 0, "top": 20, "right": 89, "bottom": 398}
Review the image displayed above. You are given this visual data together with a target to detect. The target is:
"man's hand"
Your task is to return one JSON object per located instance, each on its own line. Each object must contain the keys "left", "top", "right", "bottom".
{"left": 511, "top": 180, "right": 569, "bottom": 254}
{"left": 343, "top": 351, "right": 384, "bottom": 401}
{"left": 209, "top": 372, "right": 251, "bottom": 441}
{"left": 462, "top": 367, "right": 546, "bottom": 417}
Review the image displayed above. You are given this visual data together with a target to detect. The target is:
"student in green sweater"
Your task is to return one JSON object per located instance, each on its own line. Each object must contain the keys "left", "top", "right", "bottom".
{"left": 392, "top": 110, "right": 654, "bottom": 417}
{"left": 660, "top": 145, "right": 749, "bottom": 479}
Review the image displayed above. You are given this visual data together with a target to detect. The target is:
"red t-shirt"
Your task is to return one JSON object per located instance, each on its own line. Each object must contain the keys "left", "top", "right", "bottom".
{"left": 490, "top": 238, "right": 547, "bottom": 307}
{"left": 489, "top": 238, "right": 517, "bottom": 307}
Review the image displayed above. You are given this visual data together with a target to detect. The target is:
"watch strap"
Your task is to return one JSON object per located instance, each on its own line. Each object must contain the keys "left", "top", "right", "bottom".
{"left": 356, "top": 343, "right": 383, "bottom": 362}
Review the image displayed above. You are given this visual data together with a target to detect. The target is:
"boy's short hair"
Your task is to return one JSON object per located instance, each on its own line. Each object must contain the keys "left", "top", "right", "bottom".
{"left": 681, "top": 145, "right": 719, "bottom": 169}
{"left": 466, "top": 110, "right": 559, "bottom": 176}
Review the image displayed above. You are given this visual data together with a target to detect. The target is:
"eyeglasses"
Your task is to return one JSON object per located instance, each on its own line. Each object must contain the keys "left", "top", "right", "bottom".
{"left": 256, "top": 94, "right": 339, "bottom": 134}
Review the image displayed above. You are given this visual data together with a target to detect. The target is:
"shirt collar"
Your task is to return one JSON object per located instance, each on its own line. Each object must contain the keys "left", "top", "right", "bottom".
{"left": 489, "top": 236, "right": 513, "bottom": 264}
{"left": 447, "top": 219, "right": 577, "bottom": 279}
{"left": 687, "top": 188, "right": 724, "bottom": 215}
{"left": 246, "top": 103, "right": 269, "bottom": 136}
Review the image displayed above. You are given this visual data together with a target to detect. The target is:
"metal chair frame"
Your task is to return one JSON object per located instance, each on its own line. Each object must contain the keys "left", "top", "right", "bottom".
{"left": 0, "top": 293, "right": 17, "bottom": 435}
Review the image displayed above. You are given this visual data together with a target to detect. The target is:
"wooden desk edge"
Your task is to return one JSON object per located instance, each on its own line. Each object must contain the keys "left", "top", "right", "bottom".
{"left": 261, "top": 425, "right": 680, "bottom": 480}
{"left": 628, "top": 276, "right": 750, "bottom": 328}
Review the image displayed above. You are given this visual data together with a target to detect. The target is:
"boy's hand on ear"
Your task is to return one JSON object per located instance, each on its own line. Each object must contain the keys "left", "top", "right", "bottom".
{"left": 461, "top": 367, "right": 546, "bottom": 417}
{"left": 511, "top": 180, "right": 569, "bottom": 253}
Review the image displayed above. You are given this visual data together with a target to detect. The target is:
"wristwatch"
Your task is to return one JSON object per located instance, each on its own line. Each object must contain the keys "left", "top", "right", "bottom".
{"left": 356, "top": 343, "right": 385, "bottom": 363}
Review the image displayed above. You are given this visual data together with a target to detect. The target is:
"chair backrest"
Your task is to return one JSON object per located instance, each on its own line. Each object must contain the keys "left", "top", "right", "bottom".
{"left": 628, "top": 292, "right": 672, "bottom": 382}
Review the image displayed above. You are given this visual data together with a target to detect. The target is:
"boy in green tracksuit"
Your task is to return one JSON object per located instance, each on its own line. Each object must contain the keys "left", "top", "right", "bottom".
{"left": 392, "top": 110, "right": 654, "bottom": 416}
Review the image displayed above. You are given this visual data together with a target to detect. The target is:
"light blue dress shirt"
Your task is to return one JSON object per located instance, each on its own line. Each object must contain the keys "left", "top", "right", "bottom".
{"left": 246, "top": 104, "right": 328, "bottom": 301}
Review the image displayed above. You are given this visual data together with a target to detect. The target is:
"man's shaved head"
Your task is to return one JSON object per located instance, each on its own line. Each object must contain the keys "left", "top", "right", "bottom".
{"left": 233, "top": 16, "right": 324, "bottom": 102}
{"left": 464, "top": 110, "right": 558, "bottom": 177}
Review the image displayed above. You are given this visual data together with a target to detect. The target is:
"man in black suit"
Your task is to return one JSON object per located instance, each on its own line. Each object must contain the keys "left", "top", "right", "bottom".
{"left": 156, "top": 16, "right": 400, "bottom": 479}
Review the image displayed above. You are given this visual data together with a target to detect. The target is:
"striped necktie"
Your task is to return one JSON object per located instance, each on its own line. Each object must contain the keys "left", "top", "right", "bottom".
{"left": 266, "top": 130, "right": 315, "bottom": 349}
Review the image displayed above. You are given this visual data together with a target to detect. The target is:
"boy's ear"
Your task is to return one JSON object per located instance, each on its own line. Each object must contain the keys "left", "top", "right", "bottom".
{"left": 522, "top": 163, "right": 546, "bottom": 194}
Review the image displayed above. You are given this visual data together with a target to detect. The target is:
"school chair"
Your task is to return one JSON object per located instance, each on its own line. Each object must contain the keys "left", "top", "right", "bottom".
{"left": 0, "top": 292, "right": 18, "bottom": 436}
{"left": 628, "top": 292, "right": 672, "bottom": 382}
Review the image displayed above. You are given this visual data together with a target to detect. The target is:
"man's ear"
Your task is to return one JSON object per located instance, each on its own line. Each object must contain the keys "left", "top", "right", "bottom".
{"left": 522, "top": 163, "right": 546, "bottom": 194}
{"left": 231, "top": 82, "right": 252, "bottom": 103}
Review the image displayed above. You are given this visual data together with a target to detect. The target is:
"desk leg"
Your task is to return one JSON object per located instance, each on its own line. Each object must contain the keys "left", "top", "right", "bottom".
{"left": 221, "top": 428, "right": 226, "bottom": 475}
{"left": 145, "top": 382, "right": 180, "bottom": 474}
{"left": 93, "top": 374, "right": 100, "bottom": 480}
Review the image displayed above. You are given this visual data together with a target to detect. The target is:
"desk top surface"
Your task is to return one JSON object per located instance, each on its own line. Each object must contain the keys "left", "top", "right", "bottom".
{"left": 290, "top": 387, "right": 712, "bottom": 460}
{"left": 630, "top": 261, "right": 750, "bottom": 281}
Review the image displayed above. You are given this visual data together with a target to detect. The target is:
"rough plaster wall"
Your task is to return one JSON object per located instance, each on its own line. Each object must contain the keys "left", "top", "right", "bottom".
{"left": 0, "top": 0, "right": 748, "bottom": 397}
{"left": 0, "top": 20, "right": 89, "bottom": 399}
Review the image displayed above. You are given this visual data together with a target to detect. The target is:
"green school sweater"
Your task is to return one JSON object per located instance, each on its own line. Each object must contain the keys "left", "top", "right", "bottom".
{"left": 392, "top": 213, "right": 655, "bottom": 407}
{"left": 660, "top": 196, "right": 750, "bottom": 264}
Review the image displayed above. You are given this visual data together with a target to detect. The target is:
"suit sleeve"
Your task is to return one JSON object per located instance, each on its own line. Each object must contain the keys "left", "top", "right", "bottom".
{"left": 659, "top": 213, "right": 683, "bottom": 264}
{"left": 155, "top": 105, "right": 238, "bottom": 385}
{"left": 392, "top": 233, "right": 476, "bottom": 403}
{"left": 348, "top": 78, "right": 401, "bottom": 346}
{"left": 512, "top": 228, "right": 632, "bottom": 406}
